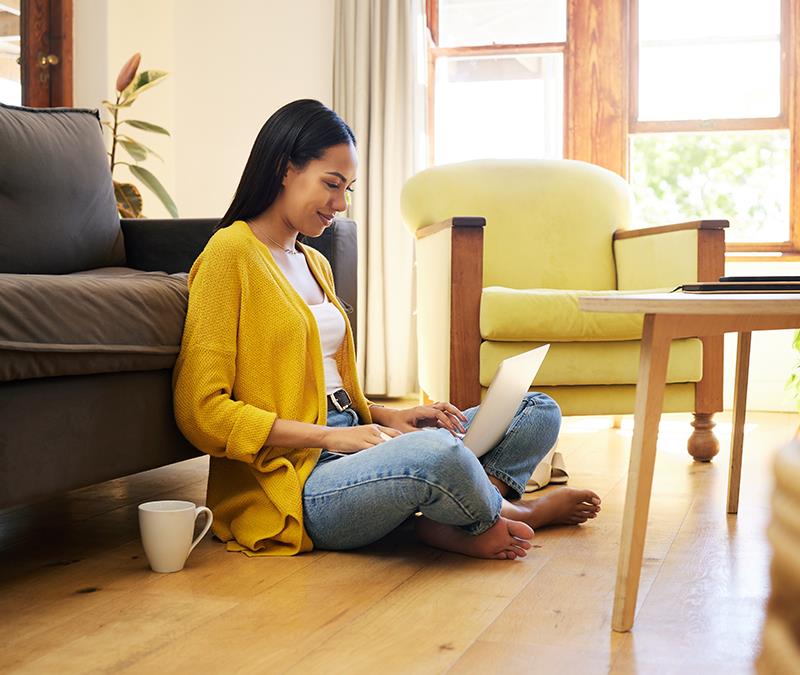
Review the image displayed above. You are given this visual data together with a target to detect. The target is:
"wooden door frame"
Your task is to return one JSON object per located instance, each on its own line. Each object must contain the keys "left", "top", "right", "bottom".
{"left": 20, "top": 0, "right": 72, "bottom": 107}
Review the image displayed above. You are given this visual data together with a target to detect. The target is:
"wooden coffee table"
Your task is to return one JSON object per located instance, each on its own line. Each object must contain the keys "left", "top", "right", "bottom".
{"left": 578, "top": 292, "right": 800, "bottom": 632}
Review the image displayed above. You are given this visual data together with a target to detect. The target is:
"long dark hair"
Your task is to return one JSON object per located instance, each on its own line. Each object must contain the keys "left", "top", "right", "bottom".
{"left": 215, "top": 99, "right": 355, "bottom": 233}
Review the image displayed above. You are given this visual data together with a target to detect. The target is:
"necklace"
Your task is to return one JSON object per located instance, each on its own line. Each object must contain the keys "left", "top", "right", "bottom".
{"left": 248, "top": 220, "right": 300, "bottom": 255}
{"left": 263, "top": 231, "right": 300, "bottom": 255}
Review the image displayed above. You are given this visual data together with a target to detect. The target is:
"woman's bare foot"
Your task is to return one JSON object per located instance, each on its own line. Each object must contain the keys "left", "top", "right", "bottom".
{"left": 500, "top": 487, "right": 601, "bottom": 528}
{"left": 414, "top": 515, "right": 534, "bottom": 560}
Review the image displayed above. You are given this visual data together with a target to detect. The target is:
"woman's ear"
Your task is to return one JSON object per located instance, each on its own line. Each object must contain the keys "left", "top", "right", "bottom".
{"left": 282, "top": 161, "right": 299, "bottom": 189}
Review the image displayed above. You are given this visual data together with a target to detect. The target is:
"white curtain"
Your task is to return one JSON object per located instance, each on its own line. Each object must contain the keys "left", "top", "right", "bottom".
{"left": 333, "top": 0, "right": 426, "bottom": 397}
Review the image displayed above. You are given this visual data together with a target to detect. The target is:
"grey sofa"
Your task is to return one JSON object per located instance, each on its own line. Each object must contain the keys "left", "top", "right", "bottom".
{"left": 0, "top": 102, "right": 358, "bottom": 509}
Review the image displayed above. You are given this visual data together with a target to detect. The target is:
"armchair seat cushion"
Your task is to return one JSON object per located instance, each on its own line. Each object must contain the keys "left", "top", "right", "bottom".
{"left": 0, "top": 267, "right": 188, "bottom": 382}
{"left": 480, "top": 338, "right": 703, "bottom": 387}
{"left": 480, "top": 286, "right": 671, "bottom": 342}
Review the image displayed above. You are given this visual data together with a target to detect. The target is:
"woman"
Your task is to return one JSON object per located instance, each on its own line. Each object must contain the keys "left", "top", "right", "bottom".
{"left": 173, "top": 99, "right": 601, "bottom": 560}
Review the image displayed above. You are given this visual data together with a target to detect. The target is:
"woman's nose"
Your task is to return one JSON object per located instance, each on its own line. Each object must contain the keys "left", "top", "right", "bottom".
{"left": 331, "top": 192, "right": 347, "bottom": 214}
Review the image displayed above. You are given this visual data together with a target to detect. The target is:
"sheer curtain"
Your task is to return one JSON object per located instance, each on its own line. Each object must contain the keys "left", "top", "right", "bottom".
{"left": 333, "top": 0, "right": 426, "bottom": 398}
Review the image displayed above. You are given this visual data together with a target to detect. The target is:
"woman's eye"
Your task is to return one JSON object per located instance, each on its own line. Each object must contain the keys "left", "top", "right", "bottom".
{"left": 324, "top": 182, "right": 339, "bottom": 189}
{"left": 346, "top": 187, "right": 355, "bottom": 194}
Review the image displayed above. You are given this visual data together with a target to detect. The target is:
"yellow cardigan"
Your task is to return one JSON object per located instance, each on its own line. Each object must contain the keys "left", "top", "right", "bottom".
{"left": 172, "top": 219, "right": 373, "bottom": 556}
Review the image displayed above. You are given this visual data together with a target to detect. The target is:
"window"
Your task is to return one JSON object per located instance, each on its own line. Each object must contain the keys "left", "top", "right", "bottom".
{"left": 629, "top": 0, "right": 794, "bottom": 252}
{"left": 427, "top": 0, "right": 796, "bottom": 255}
{"left": 0, "top": 1, "right": 21, "bottom": 105}
{"left": 427, "top": 0, "right": 567, "bottom": 165}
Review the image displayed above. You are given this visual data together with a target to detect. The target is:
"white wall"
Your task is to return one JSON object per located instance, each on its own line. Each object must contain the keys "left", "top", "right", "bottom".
{"left": 73, "top": 0, "right": 335, "bottom": 219}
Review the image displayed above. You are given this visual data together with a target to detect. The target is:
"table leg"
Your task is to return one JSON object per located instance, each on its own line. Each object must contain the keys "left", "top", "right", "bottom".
{"left": 727, "top": 331, "right": 752, "bottom": 514}
{"left": 613, "top": 314, "right": 672, "bottom": 632}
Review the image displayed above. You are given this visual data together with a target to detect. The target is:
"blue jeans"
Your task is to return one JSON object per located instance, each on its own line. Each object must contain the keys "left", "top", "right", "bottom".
{"left": 302, "top": 392, "right": 562, "bottom": 550}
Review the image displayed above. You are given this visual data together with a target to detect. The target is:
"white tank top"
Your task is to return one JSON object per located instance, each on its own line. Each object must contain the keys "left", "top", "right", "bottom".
{"left": 307, "top": 299, "right": 345, "bottom": 394}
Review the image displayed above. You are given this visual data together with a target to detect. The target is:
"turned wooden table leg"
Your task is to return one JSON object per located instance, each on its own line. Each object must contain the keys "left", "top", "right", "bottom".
{"left": 689, "top": 412, "right": 720, "bottom": 462}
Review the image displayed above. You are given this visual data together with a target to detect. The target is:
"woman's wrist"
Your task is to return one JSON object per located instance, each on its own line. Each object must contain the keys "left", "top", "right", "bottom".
{"left": 368, "top": 404, "right": 394, "bottom": 425}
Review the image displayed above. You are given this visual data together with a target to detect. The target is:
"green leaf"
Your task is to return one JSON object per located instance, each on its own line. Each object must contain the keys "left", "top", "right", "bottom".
{"left": 102, "top": 99, "right": 134, "bottom": 110}
{"left": 117, "top": 135, "right": 163, "bottom": 161}
{"left": 114, "top": 181, "right": 143, "bottom": 218}
{"left": 120, "top": 119, "right": 170, "bottom": 136}
{"left": 120, "top": 70, "right": 168, "bottom": 104}
{"left": 130, "top": 165, "right": 178, "bottom": 218}
{"left": 119, "top": 139, "right": 147, "bottom": 161}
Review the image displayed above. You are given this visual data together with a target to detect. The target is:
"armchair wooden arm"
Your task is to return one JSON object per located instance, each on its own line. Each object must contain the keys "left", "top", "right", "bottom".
{"left": 613, "top": 219, "right": 729, "bottom": 242}
{"left": 614, "top": 218, "right": 729, "bottom": 460}
{"left": 416, "top": 217, "right": 486, "bottom": 409}
{"left": 613, "top": 220, "right": 729, "bottom": 287}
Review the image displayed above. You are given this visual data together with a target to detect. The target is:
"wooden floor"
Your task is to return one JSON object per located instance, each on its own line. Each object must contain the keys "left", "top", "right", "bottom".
{"left": 1, "top": 408, "right": 794, "bottom": 674}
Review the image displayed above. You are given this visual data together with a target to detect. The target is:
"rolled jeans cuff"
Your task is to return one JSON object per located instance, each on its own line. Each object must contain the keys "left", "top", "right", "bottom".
{"left": 459, "top": 483, "right": 504, "bottom": 536}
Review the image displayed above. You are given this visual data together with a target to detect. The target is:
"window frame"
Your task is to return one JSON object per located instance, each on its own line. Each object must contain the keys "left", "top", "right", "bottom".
{"left": 19, "top": 0, "right": 73, "bottom": 107}
{"left": 425, "top": 0, "right": 800, "bottom": 259}
{"left": 629, "top": 0, "right": 798, "bottom": 256}
{"left": 425, "top": 0, "right": 569, "bottom": 167}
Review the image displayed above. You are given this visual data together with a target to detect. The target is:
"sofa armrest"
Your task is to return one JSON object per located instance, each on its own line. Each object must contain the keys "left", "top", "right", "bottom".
{"left": 415, "top": 217, "right": 485, "bottom": 408}
{"left": 613, "top": 220, "right": 728, "bottom": 290}
{"left": 123, "top": 217, "right": 360, "bottom": 342}
{"left": 121, "top": 218, "right": 217, "bottom": 274}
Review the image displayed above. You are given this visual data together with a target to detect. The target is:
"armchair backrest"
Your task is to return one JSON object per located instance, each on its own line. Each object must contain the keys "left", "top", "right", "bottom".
{"left": 401, "top": 159, "right": 632, "bottom": 290}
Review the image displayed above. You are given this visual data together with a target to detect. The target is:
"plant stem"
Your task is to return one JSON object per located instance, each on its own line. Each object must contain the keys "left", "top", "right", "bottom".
{"left": 109, "top": 92, "right": 121, "bottom": 175}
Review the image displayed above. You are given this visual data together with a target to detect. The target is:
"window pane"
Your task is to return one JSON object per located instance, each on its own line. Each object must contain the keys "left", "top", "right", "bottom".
{"left": 434, "top": 53, "right": 563, "bottom": 165}
{"left": 640, "top": 0, "right": 780, "bottom": 41}
{"left": 439, "top": 0, "right": 566, "bottom": 47}
{"left": 0, "top": 5, "right": 21, "bottom": 106}
{"left": 629, "top": 130, "right": 790, "bottom": 243}
{"left": 637, "top": 0, "right": 781, "bottom": 120}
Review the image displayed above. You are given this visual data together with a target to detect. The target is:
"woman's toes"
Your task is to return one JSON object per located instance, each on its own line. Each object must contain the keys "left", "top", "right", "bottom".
{"left": 578, "top": 490, "right": 601, "bottom": 506}
{"left": 507, "top": 518, "right": 534, "bottom": 540}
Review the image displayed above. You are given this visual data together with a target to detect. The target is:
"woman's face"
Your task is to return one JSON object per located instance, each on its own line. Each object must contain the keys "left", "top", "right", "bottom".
{"left": 279, "top": 142, "right": 358, "bottom": 237}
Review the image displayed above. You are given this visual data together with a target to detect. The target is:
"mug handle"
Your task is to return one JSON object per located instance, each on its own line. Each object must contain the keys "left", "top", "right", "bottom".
{"left": 189, "top": 506, "right": 213, "bottom": 555}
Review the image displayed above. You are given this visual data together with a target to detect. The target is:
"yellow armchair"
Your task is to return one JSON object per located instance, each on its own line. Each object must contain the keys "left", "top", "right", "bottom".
{"left": 401, "top": 159, "right": 728, "bottom": 461}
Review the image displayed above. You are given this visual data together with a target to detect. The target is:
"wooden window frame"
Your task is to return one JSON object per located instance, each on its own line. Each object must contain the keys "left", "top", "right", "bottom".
{"left": 425, "top": 0, "right": 569, "bottom": 167}
{"left": 629, "top": 0, "right": 799, "bottom": 258}
{"left": 20, "top": 0, "right": 72, "bottom": 107}
{"left": 426, "top": 0, "right": 800, "bottom": 260}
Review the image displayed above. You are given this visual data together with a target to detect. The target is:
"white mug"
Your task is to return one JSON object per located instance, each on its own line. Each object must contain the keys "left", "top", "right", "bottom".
{"left": 138, "top": 500, "right": 213, "bottom": 573}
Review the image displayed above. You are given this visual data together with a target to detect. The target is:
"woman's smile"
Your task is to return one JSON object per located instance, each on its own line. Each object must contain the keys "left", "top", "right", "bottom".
{"left": 317, "top": 211, "right": 335, "bottom": 227}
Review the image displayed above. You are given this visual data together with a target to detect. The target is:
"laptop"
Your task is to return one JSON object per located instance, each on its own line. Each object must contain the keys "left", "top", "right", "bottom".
{"left": 455, "top": 344, "right": 550, "bottom": 458}
{"left": 675, "top": 275, "right": 800, "bottom": 293}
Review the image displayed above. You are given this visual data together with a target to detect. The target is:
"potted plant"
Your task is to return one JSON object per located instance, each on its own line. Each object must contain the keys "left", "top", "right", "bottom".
{"left": 102, "top": 53, "right": 178, "bottom": 218}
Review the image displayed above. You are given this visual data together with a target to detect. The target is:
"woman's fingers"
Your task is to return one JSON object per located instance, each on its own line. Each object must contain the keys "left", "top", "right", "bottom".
{"left": 433, "top": 401, "right": 467, "bottom": 422}
{"left": 378, "top": 425, "right": 403, "bottom": 438}
{"left": 431, "top": 410, "right": 460, "bottom": 435}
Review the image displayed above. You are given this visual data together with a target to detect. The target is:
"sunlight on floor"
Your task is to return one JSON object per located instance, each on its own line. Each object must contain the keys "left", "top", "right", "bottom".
{"left": 561, "top": 413, "right": 760, "bottom": 438}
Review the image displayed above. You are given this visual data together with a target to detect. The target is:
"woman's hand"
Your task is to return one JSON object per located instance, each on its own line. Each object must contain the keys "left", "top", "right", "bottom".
{"left": 321, "top": 424, "right": 403, "bottom": 453}
{"left": 382, "top": 402, "right": 468, "bottom": 436}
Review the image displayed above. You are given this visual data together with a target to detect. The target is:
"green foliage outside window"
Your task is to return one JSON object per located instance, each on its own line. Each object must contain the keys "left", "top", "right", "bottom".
{"left": 629, "top": 130, "right": 789, "bottom": 242}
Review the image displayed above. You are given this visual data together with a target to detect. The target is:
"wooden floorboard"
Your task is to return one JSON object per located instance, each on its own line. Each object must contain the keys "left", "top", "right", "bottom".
{"left": 0, "top": 410, "right": 793, "bottom": 674}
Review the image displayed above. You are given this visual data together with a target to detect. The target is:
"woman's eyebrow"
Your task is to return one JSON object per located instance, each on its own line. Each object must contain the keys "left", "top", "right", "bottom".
{"left": 324, "top": 171, "right": 356, "bottom": 184}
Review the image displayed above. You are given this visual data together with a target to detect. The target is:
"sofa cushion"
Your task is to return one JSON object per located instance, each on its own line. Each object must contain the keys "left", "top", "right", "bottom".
{"left": 480, "top": 286, "right": 672, "bottom": 342}
{"left": 0, "top": 103, "right": 125, "bottom": 274}
{"left": 480, "top": 338, "right": 703, "bottom": 387}
{"left": 0, "top": 267, "right": 188, "bottom": 381}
